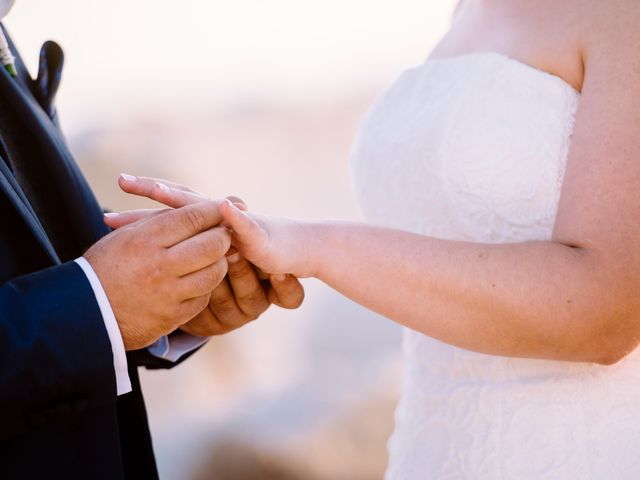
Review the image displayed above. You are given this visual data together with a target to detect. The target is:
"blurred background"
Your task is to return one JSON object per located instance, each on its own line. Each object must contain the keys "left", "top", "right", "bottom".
{"left": 8, "top": 1, "right": 455, "bottom": 478}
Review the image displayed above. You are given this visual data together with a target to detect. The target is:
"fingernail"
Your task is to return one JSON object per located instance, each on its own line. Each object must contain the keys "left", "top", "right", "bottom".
{"left": 155, "top": 182, "right": 171, "bottom": 193}
{"left": 120, "top": 173, "right": 137, "bottom": 182}
{"left": 273, "top": 274, "right": 287, "bottom": 282}
{"left": 104, "top": 212, "right": 119, "bottom": 218}
{"left": 227, "top": 253, "right": 241, "bottom": 264}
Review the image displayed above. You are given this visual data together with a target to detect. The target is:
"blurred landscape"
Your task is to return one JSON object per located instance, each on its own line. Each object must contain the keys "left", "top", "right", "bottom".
{"left": 7, "top": 1, "right": 456, "bottom": 478}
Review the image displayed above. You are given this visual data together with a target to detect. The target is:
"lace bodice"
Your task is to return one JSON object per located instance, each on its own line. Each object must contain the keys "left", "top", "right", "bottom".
{"left": 350, "top": 52, "right": 640, "bottom": 479}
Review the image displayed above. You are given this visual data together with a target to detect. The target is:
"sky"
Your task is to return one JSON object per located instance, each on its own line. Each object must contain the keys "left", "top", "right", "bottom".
{"left": 6, "top": 0, "right": 456, "bottom": 131}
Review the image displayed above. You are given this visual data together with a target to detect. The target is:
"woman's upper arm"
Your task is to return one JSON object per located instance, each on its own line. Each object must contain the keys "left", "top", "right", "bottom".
{"left": 552, "top": 3, "right": 640, "bottom": 319}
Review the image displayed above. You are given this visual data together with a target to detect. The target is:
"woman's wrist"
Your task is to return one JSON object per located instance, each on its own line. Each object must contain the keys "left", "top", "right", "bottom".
{"left": 288, "top": 220, "right": 324, "bottom": 278}
{"left": 295, "top": 220, "right": 347, "bottom": 280}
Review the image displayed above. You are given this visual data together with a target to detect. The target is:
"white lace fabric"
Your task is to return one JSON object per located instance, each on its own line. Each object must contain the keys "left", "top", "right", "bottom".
{"left": 350, "top": 52, "right": 640, "bottom": 479}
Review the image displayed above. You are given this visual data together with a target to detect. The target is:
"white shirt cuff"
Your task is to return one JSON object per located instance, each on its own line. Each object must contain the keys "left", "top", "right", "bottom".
{"left": 148, "top": 332, "right": 209, "bottom": 363}
{"left": 74, "top": 257, "right": 132, "bottom": 396}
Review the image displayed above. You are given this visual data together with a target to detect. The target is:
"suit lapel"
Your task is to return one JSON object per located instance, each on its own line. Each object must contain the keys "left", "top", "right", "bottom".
{"left": 0, "top": 145, "right": 35, "bottom": 216}
{"left": 0, "top": 159, "right": 59, "bottom": 263}
{"left": 0, "top": 25, "right": 110, "bottom": 261}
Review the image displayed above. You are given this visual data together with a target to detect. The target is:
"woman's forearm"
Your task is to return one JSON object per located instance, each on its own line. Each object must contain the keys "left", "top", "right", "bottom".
{"left": 306, "top": 221, "right": 635, "bottom": 364}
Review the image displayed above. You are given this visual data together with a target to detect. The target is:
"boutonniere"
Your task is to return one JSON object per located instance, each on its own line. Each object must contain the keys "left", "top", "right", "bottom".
{"left": 0, "top": 0, "right": 16, "bottom": 77}
{"left": 0, "top": 30, "right": 16, "bottom": 77}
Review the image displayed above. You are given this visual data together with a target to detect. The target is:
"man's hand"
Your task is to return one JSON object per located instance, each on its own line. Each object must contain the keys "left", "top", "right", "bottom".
{"left": 103, "top": 175, "right": 305, "bottom": 336}
{"left": 181, "top": 251, "right": 305, "bottom": 336}
{"left": 85, "top": 201, "right": 231, "bottom": 350}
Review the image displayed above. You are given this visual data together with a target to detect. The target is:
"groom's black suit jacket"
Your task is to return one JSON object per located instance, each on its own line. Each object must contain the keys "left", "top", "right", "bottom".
{"left": 0, "top": 28, "right": 190, "bottom": 479}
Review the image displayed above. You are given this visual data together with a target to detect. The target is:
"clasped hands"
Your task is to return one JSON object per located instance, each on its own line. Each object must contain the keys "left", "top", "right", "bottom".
{"left": 84, "top": 175, "right": 305, "bottom": 351}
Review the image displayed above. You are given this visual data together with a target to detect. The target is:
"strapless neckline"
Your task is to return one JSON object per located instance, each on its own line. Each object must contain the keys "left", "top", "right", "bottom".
{"left": 423, "top": 51, "right": 581, "bottom": 96}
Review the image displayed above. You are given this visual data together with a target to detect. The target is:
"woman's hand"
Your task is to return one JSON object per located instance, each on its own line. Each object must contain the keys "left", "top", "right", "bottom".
{"left": 219, "top": 200, "right": 318, "bottom": 279}
{"left": 104, "top": 174, "right": 305, "bottom": 336}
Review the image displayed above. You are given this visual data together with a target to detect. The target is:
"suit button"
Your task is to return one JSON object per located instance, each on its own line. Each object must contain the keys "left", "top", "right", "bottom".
{"left": 55, "top": 402, "right": 72, "bottom": 417}
{"left": 73, "top": 399, "right": 89, "bottom": 413}
{"left": 27, "top": 412, "right": 47, "bottom": 427}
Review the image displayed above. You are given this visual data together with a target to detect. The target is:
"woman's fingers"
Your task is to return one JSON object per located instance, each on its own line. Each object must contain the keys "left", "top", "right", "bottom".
{"left": 104, "top": 208, "right": 167, "bottom": 229}
{"left": 119, "top": 175, "right": 208, "bottom": 208}
{"left": 106, "top": 176, "right": 248, "bottom": 230}
{"left": 151, "top": 182, "right": 210, "bottom": 209}
{"left": 268, "top": 274, "right": 305, "bottom": 309}
{"left": 220, "top": 200, "right": 268, "bottom": 253}
{"left": 227, "top": 196, "right": 248, "bottom": 211}
{"left": 119, "top": 174, "right": 200, "bottom": 196}
{"left": 118, "top": 174, "right": 248, "bottom": 210}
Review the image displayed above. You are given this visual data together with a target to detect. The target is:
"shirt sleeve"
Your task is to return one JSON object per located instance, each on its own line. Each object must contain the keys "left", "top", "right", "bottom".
{"left": 147, "top": 332, "right": 209, "bottom": 363}
{"left": 74, "top": 257, "right": 132, "bottom": 396}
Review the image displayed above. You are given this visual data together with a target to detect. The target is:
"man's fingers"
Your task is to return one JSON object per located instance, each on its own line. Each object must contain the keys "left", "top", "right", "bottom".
{"left": 178, "top": 294, "right": 214, "bottom": 325}
{"left": 168, "top": 227, "right": 231, "bottom": 275}
{"left": 208, "top": 278, "right": 251, "bottom": 328}
{"left": 146, "top": 200, "right": 225, "bottom": 247}
{"left": 226, "top": 254, "right": 269, "bottom": 317}
{"left": 268, "top": 274, "right": 305, "bottom": 309}
{"left": 181, "top": 308, "right": 229, "bottom": 337}
{"left": 104, "top": 208, "right": 167, "bottom": 229}
{"left": 177, "top": 259, "right": 228, "bottom": 300}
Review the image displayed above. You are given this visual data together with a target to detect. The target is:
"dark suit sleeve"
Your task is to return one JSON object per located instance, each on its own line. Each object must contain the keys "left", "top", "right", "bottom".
{"left": 0, "top": 261, "right": 117, "bottom": 439}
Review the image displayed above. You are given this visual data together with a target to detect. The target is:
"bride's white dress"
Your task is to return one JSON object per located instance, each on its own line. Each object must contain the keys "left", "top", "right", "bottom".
{"left": 350, "top": 52, "right": 640, "bottom": 479}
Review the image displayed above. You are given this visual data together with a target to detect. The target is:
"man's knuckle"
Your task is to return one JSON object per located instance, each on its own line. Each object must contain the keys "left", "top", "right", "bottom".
{"left": 182, "top": 298, "right": 209, "bottom": 321}
{"left": 175, "top": 303, "right": 194, "bottom": 323}
{"left": 289, "top": 291, "right": 305, "bottom": 309}
{"left": 244, "top": 303, "right": 267, "bottom": 319}
{"left": 228, "top": 259, "right": 253, "bottom": 277}
{"left": 238, "top": 291, "right": 267, "bottom": 310}
{"left": 210, "top": 295, "right": 236, "bottom": 314}
{"left": 189, "top": 236, "right": 227, "bottom": 265}
{"left": 213, "top": 262, "right": 227, "bottom": 287}
{"left": 125, "top": 232, "right": 144, "bottom": 250}
{"left": 190, "top": 241, "right": 210, "bottom": 262}
{"left": 184, "top": 207, "right": 207, "bottom": 233}
{"left": 154, "top": 308, "right": 175, "bottom": 329}
{"left": 200, "top": 268, "right": 220, "bottom": 291}
{"left": 207, "top": 234, "right": 227, "bottom": 258}
{"left": 194, "top": 295, "right": 211, "bottom": 312}
{"left": 197, "top": 320, "right": 227, "bottom": 336}
{"left": 184, "top": 322, "right": 210, "bottom": 337}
